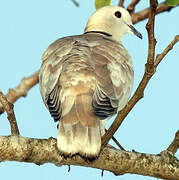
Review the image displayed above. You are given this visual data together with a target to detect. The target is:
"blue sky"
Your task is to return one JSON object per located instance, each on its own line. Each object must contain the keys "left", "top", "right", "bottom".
{"left": 0, "top": 0, "right": 178, "bottom": 179}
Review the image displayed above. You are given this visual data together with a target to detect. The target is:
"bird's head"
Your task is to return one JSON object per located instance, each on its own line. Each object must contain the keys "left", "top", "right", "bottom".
{"left": 85, "top": 6, "right": 142, "bottom": 42}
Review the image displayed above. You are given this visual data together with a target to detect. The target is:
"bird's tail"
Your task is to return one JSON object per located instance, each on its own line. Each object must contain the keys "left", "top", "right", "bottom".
{"left": 57, "top": 93, "right": 101, "bottom": 159}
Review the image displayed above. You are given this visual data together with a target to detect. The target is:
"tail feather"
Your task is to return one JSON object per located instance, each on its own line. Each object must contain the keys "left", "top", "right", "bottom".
{"left": 57, "top": 94, "right": 101, "bottom": 158}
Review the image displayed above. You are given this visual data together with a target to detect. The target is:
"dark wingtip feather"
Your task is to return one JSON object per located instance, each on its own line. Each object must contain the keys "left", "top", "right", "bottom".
{"left": 92, "top": 88, "right": 117, "bottom": 119}
{"left": 47, "top": 85, "right": 62, "bottom": 122}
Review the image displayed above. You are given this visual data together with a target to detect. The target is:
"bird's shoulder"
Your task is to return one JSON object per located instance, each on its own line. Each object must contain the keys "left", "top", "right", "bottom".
{"left": 41, "top": 33, "right": 130, "bottom": 63}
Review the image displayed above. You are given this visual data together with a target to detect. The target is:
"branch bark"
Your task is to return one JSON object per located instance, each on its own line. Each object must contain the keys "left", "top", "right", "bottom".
{"left": 0, "top": 90, "right": 20, "bottom": 135}
{"left": 118, "top": 0, "right": 125, "bottom": 7}
{"left": 127, "top": 0, "right": 140, "bottom": 14}
{"left": 132, "top": 2, "right": 176, "bottom": 24}
{"left": 0, "top": 135, "right": 179, "bottom": 180}
{"left": 167, "top": 131, "right": 179, "bottom": 155}
{"left": 0, "top": 70, "right": 39, "bottom": 114}
{"left": 155, "top": 35, "right": 179, "bottom": 67}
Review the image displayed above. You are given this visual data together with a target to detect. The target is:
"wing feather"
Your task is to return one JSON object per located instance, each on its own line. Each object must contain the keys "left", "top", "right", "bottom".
{"left": 89, "top": 36, "right": 134, "bottom": 118}
{"left": 39, "top": 37, "right": 76, "bottom": 122}
{"left": 47, "top": 85, "right": 62, "bottom": 122}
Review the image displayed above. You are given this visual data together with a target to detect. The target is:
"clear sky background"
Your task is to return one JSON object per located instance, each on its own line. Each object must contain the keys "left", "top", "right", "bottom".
{"left": 0, "top": 0, "right": 178, "bottom": 179}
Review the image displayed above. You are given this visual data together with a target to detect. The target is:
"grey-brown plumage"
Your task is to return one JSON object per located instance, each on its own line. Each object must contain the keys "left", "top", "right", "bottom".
{"left": 39, "top": 6, "right": 141, "bottom": 159}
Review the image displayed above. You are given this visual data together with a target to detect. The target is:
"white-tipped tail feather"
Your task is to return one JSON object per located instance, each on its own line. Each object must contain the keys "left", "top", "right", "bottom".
{"left": 57, "top": 121, "right": 101, "bottom": 158}
{"left": 57, "top": 94, "right": 101, "bottom": 158}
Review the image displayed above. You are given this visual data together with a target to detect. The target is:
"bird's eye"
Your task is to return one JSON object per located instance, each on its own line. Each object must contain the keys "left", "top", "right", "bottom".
{"left": 114, "top": 11, "right": 121, "bottom": 18}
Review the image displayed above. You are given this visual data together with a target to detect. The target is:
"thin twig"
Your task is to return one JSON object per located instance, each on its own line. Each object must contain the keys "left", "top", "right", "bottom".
{"left": 127, "top": 0, "right": 140, "bottom": 14}
{"left": 167, "top": 131, "right": 179, "bottom": 155}
{"left": 71, "top": 0, "right": 79, "bottom": 7}
{"left": 111, "top": 136, "right": 125, "bottom": 150}
{"left": 0, "top": 70, "right": 39, "bottom": 114}
{"left": 101, "top": 0, "right": 158, "bottom": 149}
{"left": 105, "top": 129, "right": 125, "bottom": 150}
{"left": 118, "top": 0, "right": 125, "bottom": 7}
{"left": 132, "top": 2, "right": 175, "bottom": 24}
{"left": 0, "top": 90, "right": 20, "bottom": 135}
{"left": 154, "top": 35, "right": 179, "bottom": 67}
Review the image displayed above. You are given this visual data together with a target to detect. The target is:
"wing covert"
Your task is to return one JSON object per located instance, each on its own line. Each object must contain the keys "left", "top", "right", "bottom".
{"left": 89, "top": 36, "right": 134, "bottom": 119}
{"left": 39, "top": 37, "right": 75, "bottom": 121}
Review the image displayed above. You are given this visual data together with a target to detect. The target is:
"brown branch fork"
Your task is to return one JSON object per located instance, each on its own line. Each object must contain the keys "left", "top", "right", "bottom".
{"left": 101, "top": 0, "right": 179, "bottom": 149}
{"left": 0, "top": 90, "right": 20, "bottom": 135}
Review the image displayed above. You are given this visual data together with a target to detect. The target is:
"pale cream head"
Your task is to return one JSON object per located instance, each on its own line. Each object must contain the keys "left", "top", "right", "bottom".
{"left": 85, "top": 6, "right": 142, "bottom": 42}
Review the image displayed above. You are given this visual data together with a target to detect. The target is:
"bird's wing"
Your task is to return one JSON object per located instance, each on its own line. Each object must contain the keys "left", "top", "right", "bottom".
{"left": 86, "top": 34, "right": 134, "bottom": 118}
{"left": 39, "top": 36, "right": 76, "bottom": 121}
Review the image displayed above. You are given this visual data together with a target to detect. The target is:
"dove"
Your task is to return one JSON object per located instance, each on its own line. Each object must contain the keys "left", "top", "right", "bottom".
{"left": 39, "top": 6, "right": 142, "bottom": 159}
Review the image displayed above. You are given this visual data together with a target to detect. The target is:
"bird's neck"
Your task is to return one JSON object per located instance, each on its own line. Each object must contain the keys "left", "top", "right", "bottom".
{"left": 84, "top": 24, "right": 123, "bottom": 42}
{"left": 84, "top": 31, "right": 112, "bottom": 37}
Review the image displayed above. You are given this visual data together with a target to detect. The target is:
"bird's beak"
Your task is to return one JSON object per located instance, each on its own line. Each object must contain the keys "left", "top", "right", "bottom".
{"left": 128, "top": 25, "right": 142, "bottom": 39}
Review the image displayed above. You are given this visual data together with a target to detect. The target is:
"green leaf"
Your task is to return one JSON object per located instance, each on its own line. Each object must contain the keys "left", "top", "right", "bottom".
{"left": 95, "top": 0, "right": 112, "bottom": 10}
{"left": 166, "top": 0, "right": 179, "bottom": 6}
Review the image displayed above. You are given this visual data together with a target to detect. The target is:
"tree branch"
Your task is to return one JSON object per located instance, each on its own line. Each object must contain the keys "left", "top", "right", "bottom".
{"left": 146, "top": 0, "right": 158, "bottom": 65}
{"left": 127, "top": 0, "right": 140, "bottom": 14}
{"left": 105, "top": 129, "right": 125, "bottom": 150}
{"left": 132, "top": 2, "right": 176, "bottom": 24}
{"left": 101, "top": 0, "right": 158, "bottom": 150}
{"left": 111, "top": 135, "right": 125, "bottom": 150}
{"left": 118, "top": 0, "right": 125, "bottom": 7}
{"left": 167, "top": 131, "right": 179, "bottom": 155}
{"left": 0, "top": 90, "right": 20, "bottom": 135}
{"left": 71, "top": 0, "right": 79, "bottom": 7}
{"left": 0, "top": 70, "right": 39, "bottom": 115}
{"left": 0, "top": 135, "right": 178, "bottom": 179}
{"left": 155, "top": 35, "right": 179, "bottom": 67}
{"left": 101, "top": 0, "right": 179, "bottom": 153}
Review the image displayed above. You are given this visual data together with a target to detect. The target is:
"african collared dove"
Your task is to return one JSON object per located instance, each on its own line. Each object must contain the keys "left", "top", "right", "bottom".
{"left": 39, "top": 6, "right": 142, "bottom": 159}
